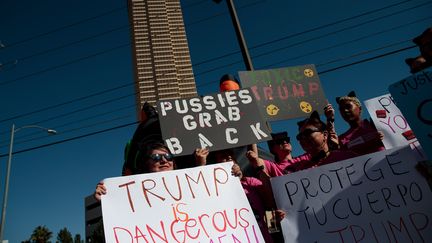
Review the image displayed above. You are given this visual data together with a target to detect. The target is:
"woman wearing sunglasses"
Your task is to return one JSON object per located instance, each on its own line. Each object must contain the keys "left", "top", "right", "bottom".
{"left": 294, "top": 111, "right": 357, "bottom": 171}
{"left": 94, "top": 142, "right": 175, "bottom": 201}
{"left": 246, "top": 132, "right": 311, "bottom": 177}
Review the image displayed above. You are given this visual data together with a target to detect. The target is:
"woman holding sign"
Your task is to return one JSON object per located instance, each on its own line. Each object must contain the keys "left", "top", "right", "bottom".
{"left": 194, "top": 147, "right": 276, "bottom": 243}
{"left": 335, "top": 91, "right": 385, "bottom": 155}
{"left": 294, "top": 111, "right": 357, "bottom": 171}
{"left": 94, "top": 142, "right": 175, "bottom": 201}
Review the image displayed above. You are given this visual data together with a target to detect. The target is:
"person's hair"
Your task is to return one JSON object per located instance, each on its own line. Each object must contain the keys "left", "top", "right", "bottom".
{"left": 413, "top": 27, "right": 432, "bottom": 45}
{"left": 336, "top": 91, "right": 361, "bottom": 108}
{"left": 297, "top": 111, "right": 326, "bottom": 132}
{"left": 267, "top": 132, "right": 290, "bottom": 161}
{"left": 214, "top": 148, "right": 236, "bottom": 163}
{"left": 134, "top": 141, "right": 170, "bottom": 173}
{"left": 219, "top": 74, "right": 240, "bottom": 86}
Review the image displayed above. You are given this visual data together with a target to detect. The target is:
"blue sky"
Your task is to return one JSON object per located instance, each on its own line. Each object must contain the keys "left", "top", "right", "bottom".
{"left": 0, "top": 0, "right": 431, "bottom": 242}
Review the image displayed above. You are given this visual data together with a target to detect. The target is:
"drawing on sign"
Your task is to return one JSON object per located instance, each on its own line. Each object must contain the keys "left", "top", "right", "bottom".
{"left": 239, "top": 65, "right": 327, "bottom": 121}
{"left": 364, "top": 94, "right": 424, "bottom": 159}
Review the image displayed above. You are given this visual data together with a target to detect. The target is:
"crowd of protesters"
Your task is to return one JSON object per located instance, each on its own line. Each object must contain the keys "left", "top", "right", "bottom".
{"left": 93, "top": 27, "right": 431, "bottom": 242}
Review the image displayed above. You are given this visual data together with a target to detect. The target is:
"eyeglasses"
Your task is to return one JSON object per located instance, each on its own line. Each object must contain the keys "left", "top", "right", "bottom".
{"left": 296, "top": 128, "right": 322, "bottom": 141}
{"left": 274, "top": 137, "right": 290, "bottom": 145}
{"left": 149, "top": 153, "right": 174, "bottom": 162}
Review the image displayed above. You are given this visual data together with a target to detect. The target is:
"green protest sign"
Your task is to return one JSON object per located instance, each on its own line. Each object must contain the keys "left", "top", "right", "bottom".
{"left": 239, "top": 65, "right": 327, "bottom": 121}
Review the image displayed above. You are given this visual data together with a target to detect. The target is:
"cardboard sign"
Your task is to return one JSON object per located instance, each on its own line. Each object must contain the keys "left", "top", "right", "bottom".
{"left": 389, "top": 68, "right": 432, "bottom": 160}
{"left": 157, "top": 89, "right": 271, "bottom": 156}
{"left": 238, "top": 65, "right": 327, "bottom": 121}
{"left": 271, "top": 147, "right": 432, "bottom": 243}
{"left": 101, "top": 162, "right": 265, "bottom": 242}
{"left": 364, "top": 93, "right": 425, "bottom": 159}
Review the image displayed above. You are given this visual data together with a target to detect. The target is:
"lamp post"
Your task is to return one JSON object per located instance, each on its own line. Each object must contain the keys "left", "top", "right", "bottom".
{"left": 0, "top": 124, "right": 57, "bottom": 242}
{"left": 214, "top": 0, "right": 254, "bottom": 71}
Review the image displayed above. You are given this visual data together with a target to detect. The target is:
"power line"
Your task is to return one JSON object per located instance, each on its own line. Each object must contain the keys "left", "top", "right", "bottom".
{"left": 0, "top": 104, "right": 136, "bottom": 146}
{"left": 318, "top": 45, "right": 417, "bottom": 74}
{"left": 190, "top": 0, "right": 416, "bottom": 67}
{"left": 0, "top": 0, "right": 253, "bottom": 52}
{"left": 5, "top": 0, "right": 416, "bottom": 88}
{"left": 0, "top": 83, "right": 133, "bottom": 123}
{"left": 0, "top": 114, "right": 133, "bottom": 149}
{"left": 0, "top": 43, "right": 417, "bottom": 158}
{"left": 2, "top": 6, "right": 127, "bottom": 49}
{"left": 0, "top": 1, "right": 426, "bottom": 128}
{"left": 316, "top": 39, "right": 412, "bottom": 67}
{"left": 262, "top": 16, "right": 431, "bottom": 68}
{"left": 0, "top": 92, "right": 137, "bottom": 137}
{"left": 191, "top": 0, "right": 432, "bottom": 78}
{"left": 186, "top": 0, "right": 265, "bottom": 26}
{"left": 0, "top": 36, "right": 416, "bottom": 144}
{"left": 196, "top": 43, "right": 417, "bottom": 88}
{"left": 0, "top": 18, "right": 421, "bottom": 127}
{"left": 0, "top": 121, "right": 139, "bottom": 158}
{"left": 1, "top": 24, "right": 129, "bottom": 67}
{"left": 0, "top": 0, "right": 264, "bottom": 69}
{"left": 0, "top": 43, "right": 131, "bottom": 87}
{"left": 251, "top": 1, "right": 431, "bottom": 61}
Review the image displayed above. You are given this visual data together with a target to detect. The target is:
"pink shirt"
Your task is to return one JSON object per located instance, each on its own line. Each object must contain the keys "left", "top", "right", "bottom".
{"left": 339, "top": 119, "right": 385, "bottom": 155}
{"left": 294, "top": 150, "right": 357, "bottom": 171}
{"left": 241, "top": 177, "right": 274, "bottom": 243}
{"left": 263, "top": 153, "right": 311, "bottom": 176}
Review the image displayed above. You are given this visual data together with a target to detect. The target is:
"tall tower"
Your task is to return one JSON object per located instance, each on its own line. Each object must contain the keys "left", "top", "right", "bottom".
{"left": 127, "top": 0, "right": 197, "bottom": 112}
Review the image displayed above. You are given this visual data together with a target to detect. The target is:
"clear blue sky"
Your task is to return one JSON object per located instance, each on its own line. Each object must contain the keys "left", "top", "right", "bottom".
{"left": 0, "top": 0, "right": 430, "bottom": 242}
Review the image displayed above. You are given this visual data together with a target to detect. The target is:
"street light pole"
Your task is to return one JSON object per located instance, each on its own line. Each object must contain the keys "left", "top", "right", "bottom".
{"left": 0, "top": 124, "right": 57, "bottom": 242}
{"left": 214, "top": 0, "right": 254, "bottom": 71}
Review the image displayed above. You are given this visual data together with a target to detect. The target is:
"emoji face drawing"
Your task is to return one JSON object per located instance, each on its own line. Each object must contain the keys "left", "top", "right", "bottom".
{"left": 266, "top": 104, "right": 280, "bottom": 116}
{"left": 299, "top": 101, "right": 312, "bottom": 113}
{"left": 304, "top": 68, "right": 314, "bottom": 77}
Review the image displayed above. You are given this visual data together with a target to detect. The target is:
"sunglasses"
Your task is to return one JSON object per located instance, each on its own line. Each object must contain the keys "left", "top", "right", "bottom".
{"left": 296, "top": 128, "right": 322, "bottom": 140}
{"left": 274, "top": 137, "right": 290, "bottom": 145}
{"left": 149, "top": 153, "right": 174, "bottom": 162}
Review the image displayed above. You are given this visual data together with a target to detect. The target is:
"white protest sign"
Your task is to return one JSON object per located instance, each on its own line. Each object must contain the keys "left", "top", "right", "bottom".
{"left": 364, "top": 93, "right": 425, "bottom": 159}
{"left": 101, "top": 162, "right": 265, "bottom": 243}
{"left": 271, "top": 147, "right": 432, "bottom": 243}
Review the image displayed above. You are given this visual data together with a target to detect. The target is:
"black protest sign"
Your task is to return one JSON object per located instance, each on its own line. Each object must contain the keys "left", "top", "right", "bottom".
{"left": 239, "top": 65, "right": 327, "bottom": 121}
{"left": 389, "top": 67, "right": 432, "bottom": 160}
{"left": 271, "top": 146, "right": 432, "bottom": 243}
{"left": 157, "top": 89, "right": 272, "bottom": 156}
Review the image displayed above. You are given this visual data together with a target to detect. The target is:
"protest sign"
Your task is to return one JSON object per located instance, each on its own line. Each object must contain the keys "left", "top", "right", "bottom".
{"left": 238, "top": 65, "right": 327, "bottom": 121}
{"left": 389, "top": 67, "right": 432, "bottom": 160}
{"left": 157, "top": 89, "right": 271, "bottom": 156}
{"left": 364, "top": 93, "right": 425, "bottom": 159}
{"left": 271, "top": 146, "right": 432, "bottom": 243}
{"left": 101, "top": 162, "right": 265, "bottom": 243}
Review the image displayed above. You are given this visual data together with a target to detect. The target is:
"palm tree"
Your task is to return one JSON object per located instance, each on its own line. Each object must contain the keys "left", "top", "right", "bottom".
{"left": 56, "top": 227, "right": 73, "bottom": 243}
{"left": 30, "top": 225, "right": 53, "bottom": 243}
